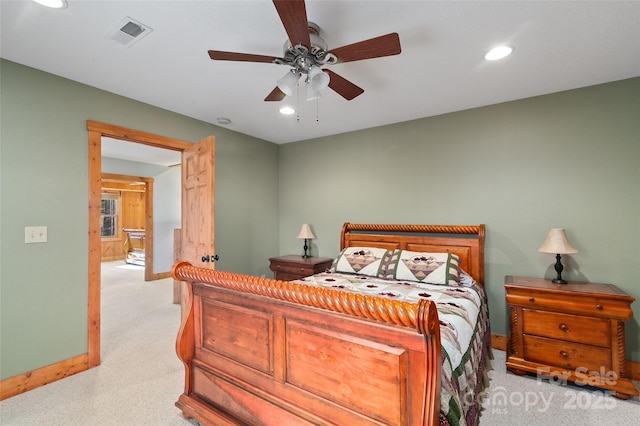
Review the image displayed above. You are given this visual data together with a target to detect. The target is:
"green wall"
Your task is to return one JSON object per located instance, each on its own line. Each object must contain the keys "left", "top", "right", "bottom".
{"left": 1, "top": 58, "right": 638, "bottom": 383}
{"left": 278, "top": 78, "right": 640, "bottom": 362}
{"left": 0, "top": 59, "right": 279, "bottom": 379}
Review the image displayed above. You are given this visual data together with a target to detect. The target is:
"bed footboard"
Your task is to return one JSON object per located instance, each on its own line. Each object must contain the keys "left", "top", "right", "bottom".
{"left": 173, "top": 262, "right": 442, "bottom": 426}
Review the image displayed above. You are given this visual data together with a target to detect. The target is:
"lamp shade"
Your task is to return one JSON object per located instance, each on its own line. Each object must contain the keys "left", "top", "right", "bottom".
{"left": 305, "top": 83, "right": 322, "bottom": 101}
{"left": 538, "top": 228, "right": 578, "bottom": 254}
{"left": 297, "top": 224, "right": 315, "bottom": 240}
{"left": 307, "top": 66, "right": 330, "bottom": 91}
{"left": 277, "top": 70, "right": 300, "bottom": 96}
{"left": 305, "top": 66, "right": 330, "bottom": 101}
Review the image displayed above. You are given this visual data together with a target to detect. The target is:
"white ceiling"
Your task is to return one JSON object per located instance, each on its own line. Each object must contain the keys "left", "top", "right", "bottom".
{"left": 1, "top": 1, "right": 639, "bottom": 145}
{"left": 101, "top": 137, "right": 181, "bottom": 166}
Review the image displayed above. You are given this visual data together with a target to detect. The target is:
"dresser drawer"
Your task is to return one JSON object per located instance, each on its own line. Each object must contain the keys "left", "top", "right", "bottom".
{"left": 523, "top": 335, "right": 611, "bottom": 371}
{"left": 522, "top": 309, "right": 611, "bottom": 347}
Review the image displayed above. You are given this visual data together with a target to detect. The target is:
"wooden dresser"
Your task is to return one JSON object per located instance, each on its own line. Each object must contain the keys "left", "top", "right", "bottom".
{"left": 505, "top": 275, "right": 638, "bottom": 398}
{"left": 269, "top": 255, "right": 333, "bottom": 281}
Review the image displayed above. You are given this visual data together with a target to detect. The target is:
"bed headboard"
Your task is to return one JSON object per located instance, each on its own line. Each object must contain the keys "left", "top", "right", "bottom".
{"left": 340, "top": 223, "right": 485, "bottom": 287}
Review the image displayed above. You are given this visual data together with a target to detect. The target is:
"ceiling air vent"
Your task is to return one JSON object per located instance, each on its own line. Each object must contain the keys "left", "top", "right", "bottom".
{"left": 107, "top": 17, "right": 152, "bottom": 47}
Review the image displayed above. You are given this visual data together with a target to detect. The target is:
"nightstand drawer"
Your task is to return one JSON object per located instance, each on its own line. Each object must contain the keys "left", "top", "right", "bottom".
{"left": 523, "top": 309, "right": 611, "bottom": 347}
{"left": 274, "top": 272, "right": 304, "bottom": 281}
{"left": 269, "top": 256, "right": 333, "bottom": 282}
{"left": 272, "top": 263, "right": 315, "bottom": 276}
{"left": 506, "top": 292, "right": 630, "bottom": 319}
{"left": 523, "top": 335, "right": 611, "bottom": 372}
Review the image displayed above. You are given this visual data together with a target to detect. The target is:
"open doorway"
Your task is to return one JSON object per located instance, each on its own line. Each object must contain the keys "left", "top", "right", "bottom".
{"left": 87, "top": 120, "right": 193, "bottom": 368}
{"left": 101, "top": 139, "right": 181, "bottom": 281}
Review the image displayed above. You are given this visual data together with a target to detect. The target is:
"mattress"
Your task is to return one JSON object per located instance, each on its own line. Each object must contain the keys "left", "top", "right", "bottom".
{"left": 295, "top": 271, "right": 492, "bottom": 426}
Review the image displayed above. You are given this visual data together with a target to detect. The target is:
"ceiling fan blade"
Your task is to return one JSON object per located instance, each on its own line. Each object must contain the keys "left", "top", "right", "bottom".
{"left": 208, "top": 50, "right": 280, "bottom": 63}
{"left": 273, "top": 0, "right": 310, "bottom": 48}
{"left": 329, "top": 33, "right": 401, "bottom": 64}
{"left": 264, "top": 87, "right": 287, "bottom": 102}
{"left": 323, "top": 69, "right": 364, "bottom": 101}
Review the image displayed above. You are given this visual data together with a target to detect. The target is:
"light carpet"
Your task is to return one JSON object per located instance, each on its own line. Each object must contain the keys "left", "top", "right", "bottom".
{"left": 1, "top": 261, "right": 195, "bottom": 426}
{"left": 1, "top": 261, "right": 638, "bottom": 425}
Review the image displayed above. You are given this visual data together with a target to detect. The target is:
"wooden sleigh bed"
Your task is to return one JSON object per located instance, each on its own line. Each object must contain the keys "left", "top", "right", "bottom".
{"left": 173, "top": 223, "right": 490, "bottom": 426}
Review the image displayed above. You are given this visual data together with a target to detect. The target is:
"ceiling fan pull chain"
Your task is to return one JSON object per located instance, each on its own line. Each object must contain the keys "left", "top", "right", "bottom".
{"left": 296, "top": 80, "right": 301, "bottom": 122}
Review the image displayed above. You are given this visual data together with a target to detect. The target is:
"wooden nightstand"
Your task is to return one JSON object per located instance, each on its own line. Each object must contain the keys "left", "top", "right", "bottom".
{"left": 505, "top": 275, "right": 638, "bottom": 398}
{"left": 269, "top": 255, "right": 333, "bottom": 281}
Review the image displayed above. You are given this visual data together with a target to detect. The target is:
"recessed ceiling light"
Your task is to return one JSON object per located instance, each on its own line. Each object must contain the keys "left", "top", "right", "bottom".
{"left": 280, "top": 107, "right": 296, "bottom": 115}
{"left": 32, "top": 0, "right": 68, "bottom": 9}
{"left": 216, "top": 117, "right": 232, "bottom": 125}
{"left": 484, "top": 45, "right": 513, "bottom": 61}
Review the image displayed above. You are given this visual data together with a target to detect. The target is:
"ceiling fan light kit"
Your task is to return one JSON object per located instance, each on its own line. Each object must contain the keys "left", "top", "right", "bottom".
{"left": 207, "top": 0, "right": 401, "bottom": 104}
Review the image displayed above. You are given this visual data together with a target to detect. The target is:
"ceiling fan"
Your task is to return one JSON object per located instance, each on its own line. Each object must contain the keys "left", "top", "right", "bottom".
{"left": 208, "top": 0, "right": 401, "bottom": 102}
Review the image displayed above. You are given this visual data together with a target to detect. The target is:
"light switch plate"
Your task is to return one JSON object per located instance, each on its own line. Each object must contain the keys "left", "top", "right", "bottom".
{"left": 25, "top": 226, "right": 47, "bottom": 243}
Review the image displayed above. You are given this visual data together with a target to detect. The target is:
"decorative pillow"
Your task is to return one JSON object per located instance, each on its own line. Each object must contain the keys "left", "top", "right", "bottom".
{"left": 381, "top": 250, "right": 462, "bottom": 286}
{"left": 330, "top": 247, "right": 394, "bottom": 277}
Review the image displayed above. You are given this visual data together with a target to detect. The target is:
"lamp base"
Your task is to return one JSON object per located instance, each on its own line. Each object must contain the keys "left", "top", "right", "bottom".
{"left": 551, "top": 253, "right": 567, "bottom": 284}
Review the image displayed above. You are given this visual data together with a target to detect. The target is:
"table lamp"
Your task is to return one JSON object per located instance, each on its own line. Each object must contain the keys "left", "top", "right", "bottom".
{"left": 297, "top": 224, "right": 315, "bottom": 259}
{"left": 538, "top": 228, "right": 578, "bottom": 284}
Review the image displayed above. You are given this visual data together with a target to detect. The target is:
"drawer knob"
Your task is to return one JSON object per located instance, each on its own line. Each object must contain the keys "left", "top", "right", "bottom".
{"left": 529, "top": 297, "right": 535, "bottom": 303}
{"left": 560, "top": 350, "right": 569, "bottom": 359}
{"left": 300, "top": 268, "right": 305, "bottom": 272}
{"left": 596, "top": 304, "right": 603, "bottom": 310}
{"left": 559, "top": 323, "right": 569, "bottom": 332}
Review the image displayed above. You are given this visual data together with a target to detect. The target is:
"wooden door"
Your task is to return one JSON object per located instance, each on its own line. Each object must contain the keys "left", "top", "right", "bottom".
{"left": 181, "top": 136, "right": 215, "bottom": 268}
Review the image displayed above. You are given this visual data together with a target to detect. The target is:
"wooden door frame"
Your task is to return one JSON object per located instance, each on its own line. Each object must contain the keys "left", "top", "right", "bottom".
{"left": 87, "top": 120, "right": 192, "bottom": 368}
